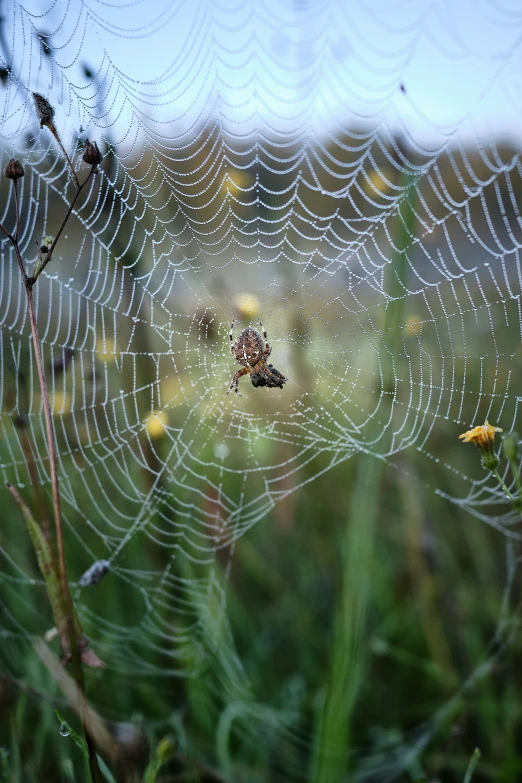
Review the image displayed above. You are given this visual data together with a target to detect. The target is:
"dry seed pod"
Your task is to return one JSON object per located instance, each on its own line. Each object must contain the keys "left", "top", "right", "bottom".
{"left": 5, "top": 158, "right": 24, "bottom": 180}
{"left": 32, "top": 92, "right": 55, "bottom": 129}
{"left": 82, "top": 139, "right": 103, "bottom": 166}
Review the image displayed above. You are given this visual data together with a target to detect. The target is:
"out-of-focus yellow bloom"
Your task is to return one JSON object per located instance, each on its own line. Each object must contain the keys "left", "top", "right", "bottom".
{"left": 221, "top": 169, "right": 251, "bottom": 196}
{"left": 96, "top": 337, "right": 118, "bottom": 363}
{"left": 363, "top": 169, "right": 392, "bottom": 196}
{"left": 234, "top": 293, "right": 260, "bottom": 319}
{"left": 459, "top": 420, "right": 502, "bottom": 471}
{"left": 404, "top": 315, "right": 422, "bottom": 336}
{"left": 145, "top": 409, "right": 168, "bottom": 439}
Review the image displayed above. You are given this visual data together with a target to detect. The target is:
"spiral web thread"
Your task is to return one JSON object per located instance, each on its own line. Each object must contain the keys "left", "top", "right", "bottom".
{"left": 1, "top": 0, "right": 522, "bottom": 775}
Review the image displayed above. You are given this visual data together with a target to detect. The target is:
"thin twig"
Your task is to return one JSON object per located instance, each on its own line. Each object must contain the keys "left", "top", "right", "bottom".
{"left": 13, "top": 177, "right": 20, "bottom": 241}
{"left": 30, "top": 166, "right": 95, "bottom": 284}
{"left": 25, "top": 285, "right": 67, "bottom": 585}
{"left": 14, "top": 414, "right": 50, "bottom": 540}
{"left": 0, "top": 216, "right": 27, "bottom": 282}
{"left": 13, "top": 239, "right": 28, "bottom": 283}
{"left": 4, "top": 120, "right": 103, "bottom": 780}
{"left": 56, "top": 135, "right": 80, "bottom": 188}
{"left": 43, "top": 121, "right": 80, "bottom": 188}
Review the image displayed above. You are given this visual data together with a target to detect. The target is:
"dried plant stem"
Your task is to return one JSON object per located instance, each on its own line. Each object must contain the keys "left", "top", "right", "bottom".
{"left": 26, "top": 286, "right": 67, "bottom": 585}
{"left": 43, "top": 122, "right": 80, "bottom": 188}
{"left": 17, "top": 419, "right": 50, "bottom": 537}
{"left": 24, "top": 293, "right": 99, "bottom": 774}
{"left": 7, "top": 485, "right": 102, "bottom": 783}
{"left": 56, "top": 136, "right": 80, "bottom": 188}
{"left": 31, "top": 167, "right": 95, "bottom": 284}
{"left": 7, "top": 179, "right": 71, "bottom": 592}
{"left": 0, "top": 184, "right": 27, "bottom": 282}
{"left": 13, "top": 175, "right": 20, "bottom": 241}
{"left": 1, "top": 162, "right": 103, "bottom": 783}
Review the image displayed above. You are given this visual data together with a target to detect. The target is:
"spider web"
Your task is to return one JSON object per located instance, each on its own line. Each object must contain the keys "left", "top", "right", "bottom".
{"left": 1, "top": 0, "right": 522, "bottom": 777}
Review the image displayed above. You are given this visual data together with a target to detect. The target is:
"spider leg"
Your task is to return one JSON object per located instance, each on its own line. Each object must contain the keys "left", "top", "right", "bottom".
{"left": 227, "top": 367, "right": 249, "bottom": 395}
{"left": 259, "top": 319, "right": 271, "bottom": 359}
{"left": 229, "top": 319, "right": 235, "bottom": 353}
{"left": 258, "top": 319, "right": 268, "bottom": 341}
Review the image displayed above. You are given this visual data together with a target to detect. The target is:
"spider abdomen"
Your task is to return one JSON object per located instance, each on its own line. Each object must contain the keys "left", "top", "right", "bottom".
{"left": 232, "top": 327, "right": 265, "bottom": 367}
{"left": 227, "top": 319, "right": 288, "bottom": 395}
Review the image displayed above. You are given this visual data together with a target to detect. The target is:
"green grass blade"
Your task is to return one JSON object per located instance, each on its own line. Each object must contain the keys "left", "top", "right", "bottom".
{"left": 310, "top": 452, "right": 383, "bottom": 782}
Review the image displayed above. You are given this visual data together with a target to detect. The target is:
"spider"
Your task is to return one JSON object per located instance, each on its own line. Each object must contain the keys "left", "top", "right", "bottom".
{"left": 227, "top": 319, "right": 288, "bottom": 395}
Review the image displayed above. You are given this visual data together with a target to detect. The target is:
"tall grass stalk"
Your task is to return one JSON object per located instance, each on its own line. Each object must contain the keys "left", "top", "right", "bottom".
{"left": 310, "top": 158, "right": 417, "bottom": 781}
{"left": 310, "top": 453, "right": 383, "bottom": 782}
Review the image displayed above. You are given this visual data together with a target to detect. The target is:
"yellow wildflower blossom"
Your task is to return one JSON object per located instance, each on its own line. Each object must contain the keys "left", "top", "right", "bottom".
{"left": 145, "top": 409, "right": 168, "bottom": 439}
{"left": 459, "top": 421, "right": 502, "bottom": 446}
{"left": 234, "top": 293, "right": 260, "bottom": 319}
{"left": 459, "top": 420, "right": 502, "bottom": 470}
{"left": 363, "top": 168, "right": 392, "bottom": 196}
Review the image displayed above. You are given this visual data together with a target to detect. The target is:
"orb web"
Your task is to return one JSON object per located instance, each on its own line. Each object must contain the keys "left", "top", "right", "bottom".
{"left": 1, "top": 0, "right": 522, "bottom": 777}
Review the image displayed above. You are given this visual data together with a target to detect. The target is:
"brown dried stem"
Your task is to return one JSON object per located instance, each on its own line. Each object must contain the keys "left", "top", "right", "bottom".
{"left": 30, "top": 166, "right": 95, "bottom": 285}
{"left": 25, "top": 286, "right": 67, "bottom": 582}
{"left": 0, "top": 186, "right": 27, "bottom": 283}
{"left": 43, "top": 121, "right": 80, "bottom": 188}
{"left": 13, "top": 177, "right": 20, "bottom": 241}
{"left": 2, "top": 144, "right": 103, "bottom": 781}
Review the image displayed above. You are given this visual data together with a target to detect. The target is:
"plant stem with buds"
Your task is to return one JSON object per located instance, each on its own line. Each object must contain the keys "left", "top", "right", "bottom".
{"left": 1, "top": 138, "right": 103, "bottom": 781}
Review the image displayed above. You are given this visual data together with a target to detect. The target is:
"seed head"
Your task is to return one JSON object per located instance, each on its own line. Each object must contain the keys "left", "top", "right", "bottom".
{"left": 33, "top": 92, "right": 55, "bottom": 129}
{"left": 82, "top": 139, "right": 103, "bottom": 167}
{"left": 5, "top": 158, "right": 24, "bottom": 180}
{"left": 459, "top": 420, "right": 503, "bottom": 471}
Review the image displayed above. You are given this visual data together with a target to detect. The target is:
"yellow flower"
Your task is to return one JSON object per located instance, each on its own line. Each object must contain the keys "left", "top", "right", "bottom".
{"left": 234, "top": 293, "right": 260, "bottom": 319}
{"left": 459, "top": 421, "right": 502, "bottom": 446}
{"left": 221, "top": 169, "right": 251, "bottom": 196}
{"left": 363, "top": 168, "right": 392, "bottom": 196}
{"left": 459, "top": 420, "right": 502, "bottom": 470}
{"left": 145, "top": 409, "right": 168, "bottom": 439}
